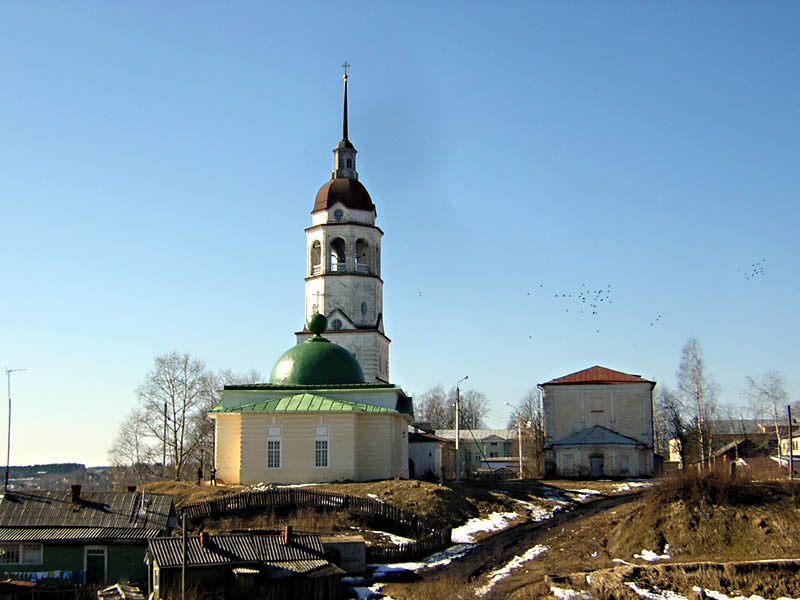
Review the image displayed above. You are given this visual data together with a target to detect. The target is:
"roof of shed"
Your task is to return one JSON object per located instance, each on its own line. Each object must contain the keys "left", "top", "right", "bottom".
{"left": 212, "top": 393, "right": 398, "bottom": 414}
{"left": 542, "top": 365, "right": 656, "bottom": 386}
{"left": 553, "top": 426, "right": 644, "bottom": 446}
{"left": 147, "top": 533, "right": 327, "bottom": 570}
{"left": 0, "top": 491, "right": 173, "bottom": 532}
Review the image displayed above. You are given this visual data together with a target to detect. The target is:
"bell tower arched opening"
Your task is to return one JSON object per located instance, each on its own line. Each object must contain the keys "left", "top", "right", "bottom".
{"left": 330, "top": 238, "right": 346, "bottom": 273}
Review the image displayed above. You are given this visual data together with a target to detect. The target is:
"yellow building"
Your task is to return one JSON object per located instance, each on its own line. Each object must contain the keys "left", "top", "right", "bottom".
{"left": 210, "top": 314, "right": 413, "bottom": 485}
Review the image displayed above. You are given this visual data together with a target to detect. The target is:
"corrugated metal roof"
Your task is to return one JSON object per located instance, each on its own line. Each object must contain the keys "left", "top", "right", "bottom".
{"left": 434, "top": 429, "right": 516, "bottom": 441}
{"left": 147, "top": 533, "right": 325, "bottom": 569}
{"left": 0, "top": 527, "right": 161, "bottom": 543}
{"left": 212, "top": 393, "right": 397, "bottom": 414}
{"left": 542, "top": 365, "right": 656, "bottom": 386}
{"left": 553, "top": 426, "right": 643, "bottom": 446}
{"left": 0, "top": 490, "right": 173, "bottom": 531}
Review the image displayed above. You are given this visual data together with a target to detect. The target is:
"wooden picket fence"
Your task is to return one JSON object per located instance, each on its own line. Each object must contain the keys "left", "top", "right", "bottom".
{"left": 180, "top": 488, "right": 453, "bottom": 563}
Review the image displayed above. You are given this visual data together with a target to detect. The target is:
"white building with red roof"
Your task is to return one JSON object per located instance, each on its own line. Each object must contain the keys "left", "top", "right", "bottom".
{"left": 539, "top": 366, "right": 656, "bottom": 478}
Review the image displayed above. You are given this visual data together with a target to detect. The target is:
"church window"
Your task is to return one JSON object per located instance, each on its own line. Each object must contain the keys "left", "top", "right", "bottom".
{"left": 330, "top": 238, "right": 346, "bottom": 272}
{"left": 310, "top": 240, "right": 322, "bottom": 275}
{"left": 355, "top": 239, "right": 369, "bottom": 273}
{"left": 346, "top": 158, "right": 352, "bottom": 168}
{"left": 315, "top": 438, "right": 329, "bottom": 468}
{"left": 361, "top": 301, "right": 368, "bottom": 317}
{"left": 331, "top": 318, "right": 343, "bottom": 330}
{"left": 267, "top": 430, "right": 281, "bottom": 469}
{"left": 333, "top": 208, "right": 343, "bottom": 221}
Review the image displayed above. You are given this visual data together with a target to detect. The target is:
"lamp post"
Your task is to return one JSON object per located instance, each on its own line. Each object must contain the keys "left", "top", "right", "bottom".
{"left": 505, "top": 401, "right": 524, "bottom": 480}
{"left": 454, "top": 375, "right": 468, "bottom": 484}
{"left": 5, "top": 368, "right": 27, "bottom": 492}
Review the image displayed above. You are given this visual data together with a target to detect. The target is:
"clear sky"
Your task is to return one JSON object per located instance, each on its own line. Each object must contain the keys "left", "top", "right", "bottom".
{"left": 2, "top": 2, "right": 799, "bottom": 466}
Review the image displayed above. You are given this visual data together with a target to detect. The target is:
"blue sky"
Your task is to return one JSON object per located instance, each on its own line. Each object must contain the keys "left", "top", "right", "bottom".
{"left": 2, "top": 2, "right": 799, "bottom": 466}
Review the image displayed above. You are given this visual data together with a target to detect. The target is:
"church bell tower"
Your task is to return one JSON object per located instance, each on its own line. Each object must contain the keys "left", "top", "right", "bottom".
{"left": 295, "top": 67, "right": 390, "bottom": 383}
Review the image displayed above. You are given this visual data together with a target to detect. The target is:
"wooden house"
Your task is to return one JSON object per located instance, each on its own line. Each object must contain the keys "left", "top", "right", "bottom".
{"left": 0, "top": 485, "right": 175, "bottom": 587}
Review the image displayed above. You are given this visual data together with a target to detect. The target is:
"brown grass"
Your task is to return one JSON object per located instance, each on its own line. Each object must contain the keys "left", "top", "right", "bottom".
{"left": 381, "top": 576, "right": 475, "bottom": 600}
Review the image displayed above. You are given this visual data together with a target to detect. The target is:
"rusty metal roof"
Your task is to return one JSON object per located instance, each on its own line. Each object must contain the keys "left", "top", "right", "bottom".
{"left": 541, "top": 365, "right": 656, "bottom": 386}
{"left": 0, "top": 526, "right": 161, "bottom": 543}
{"left": 0, "top": 490, "right": 173, "bottom": 532}
{"left": 147, "top": 533, "right": 326, "bottom": 569}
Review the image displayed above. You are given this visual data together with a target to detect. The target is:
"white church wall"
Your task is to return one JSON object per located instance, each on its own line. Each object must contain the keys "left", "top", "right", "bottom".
{"left": 311, "top": 203, "right": 375, "bottom": 227}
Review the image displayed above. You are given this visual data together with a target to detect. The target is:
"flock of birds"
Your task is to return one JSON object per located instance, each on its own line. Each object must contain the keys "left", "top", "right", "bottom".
{"left": 522, "top": 259, "right": 767, "bottom": 338}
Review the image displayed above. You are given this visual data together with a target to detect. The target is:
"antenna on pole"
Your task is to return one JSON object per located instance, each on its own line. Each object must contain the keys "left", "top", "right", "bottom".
{"left": 5, "top": 368, "right": 27, "bottom": 492}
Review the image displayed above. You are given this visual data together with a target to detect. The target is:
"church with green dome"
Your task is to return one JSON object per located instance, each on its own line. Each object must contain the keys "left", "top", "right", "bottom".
{"left": 209, "top": 73, "right": 413, "bottom": 485}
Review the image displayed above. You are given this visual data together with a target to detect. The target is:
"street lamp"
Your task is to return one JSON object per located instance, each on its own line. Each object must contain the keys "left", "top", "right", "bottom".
{"left": 455, "top": 375, "right": 468, "bottom": 484}
{"left": 505, "top": 401, "right": 524, "bottom": 480}
{"left": 5, "top": 368, "right": 27, "bottom": 492}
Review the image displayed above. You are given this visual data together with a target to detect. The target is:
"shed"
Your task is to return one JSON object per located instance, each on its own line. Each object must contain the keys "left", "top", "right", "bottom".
{"left": 146, "top": 530, "right": 344, "bottom": 600}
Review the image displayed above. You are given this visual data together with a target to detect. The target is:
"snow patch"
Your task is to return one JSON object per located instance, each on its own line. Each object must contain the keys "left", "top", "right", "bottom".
{"left": 551, "top": 586, "right": 595, "bottom": 599}
{"left": 692, "top": 586, "right": 800, "bottom": 600}
{"left": 624, "top": 582, "right": 689, "bottom": 599}
{"left": 372, "top": 530, "right": 414, "bottom": 545}
{"left": 634, "top": 549, "right": 671, "bottom": 562}
{"left": 369, "top": 543, "right": 477, "bottom": 576}
{"left": 475, "top": 544, "right": 549, "bottom": 596}
{"left": 613, "top": 481, "right": 653, "bottom": 493}
{"left": 451, "top": 511, "right": 519, "bottom": 543}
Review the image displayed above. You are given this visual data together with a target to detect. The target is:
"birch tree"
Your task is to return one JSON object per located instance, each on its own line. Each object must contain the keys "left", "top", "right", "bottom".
{"left": 676, "top": 338, "right": 717, "bottom": 469}
{"left": 746, "top": 371, "right": 788, "bottom": 457}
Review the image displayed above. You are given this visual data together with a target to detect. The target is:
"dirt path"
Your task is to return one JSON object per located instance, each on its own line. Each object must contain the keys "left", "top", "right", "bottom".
{"left": 380, "top": 490, "right": 644, "bottom": 598}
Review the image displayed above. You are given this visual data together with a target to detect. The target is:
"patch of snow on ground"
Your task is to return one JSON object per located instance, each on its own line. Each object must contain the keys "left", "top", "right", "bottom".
{"left": 613, "top": 481, "right": 653, "bottom": 493}
{"left": 367, "top": 493, "right": 379, "bottom": 499}
{"left": 372, "top": 530, "right": 414, "bottom": 545}
{"left": 566, "top": 489, "right": 604, "bottom": 501}
{"left": 634, "top": 549, "right": 671, "bottom": 561}
{"left": 370, "top": 543, "right": 477, "bottom": 577}
{"left": 451, "top": 511, "right": 519, "bottom": 542}
{"left": 693, "top": 586, "right": 800, "bottom": 600}
{"left": 475, "top": 545, "right": 548, "bottom": 597}
{"left": 551, "top": 586, "right": 595, "bottom": 599}
{"left": 507, "top": 496, "right": 562, "bottom": 521}
{"left": 625, "top": 582, "right": 689, "bottom": 600}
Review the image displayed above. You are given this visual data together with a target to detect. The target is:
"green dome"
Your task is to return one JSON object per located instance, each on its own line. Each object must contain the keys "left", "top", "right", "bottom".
{"left": 269, "top": 326, "right": 365, "bottom": 386}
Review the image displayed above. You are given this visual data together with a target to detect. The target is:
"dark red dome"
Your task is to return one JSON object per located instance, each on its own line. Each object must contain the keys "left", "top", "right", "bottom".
{"left": 313, "top": 178, "right": 374, "bottom": 213}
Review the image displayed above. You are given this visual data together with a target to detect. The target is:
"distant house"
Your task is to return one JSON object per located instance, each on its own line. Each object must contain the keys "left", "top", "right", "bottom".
{"left": 408, "top": 432, "right": 455, "bottom": 480}
{"left": 434, "top": 429, "right": 516, "bottom": 478}
{"left": 0, "top": 485, "right": 175, "bottom": 587}
{"left": 146, "top": 530, "right": 344, "bottom": 600}
{"left": 540, "top": 366, "right": 656, "bottom": 478}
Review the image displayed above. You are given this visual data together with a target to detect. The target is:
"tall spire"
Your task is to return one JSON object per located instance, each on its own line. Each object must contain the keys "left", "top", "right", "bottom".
{"left": 342, "top": 61, "right": 350, "bottom": 143}
{"left": 332, "top": 62, "right": 357, "bottom": 180}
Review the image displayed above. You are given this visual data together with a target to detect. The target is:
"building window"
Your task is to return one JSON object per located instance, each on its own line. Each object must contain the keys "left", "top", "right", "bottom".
{"left": 346, "top": 158, "right": 352, "bottom": 168}
{"left": 333, "top": 208, "right": 344, "bottom": 221}
{"left": 315, "top": 438, "right": 329, "bottom": 468}
{"left": 267, "top": 427, "right": 281, "bottom": 469}
{"left": 0, "top": 543, "right": 42, "bottom": 565}
{"left": 331, "top": 318, "right": 343, "bottom": 330}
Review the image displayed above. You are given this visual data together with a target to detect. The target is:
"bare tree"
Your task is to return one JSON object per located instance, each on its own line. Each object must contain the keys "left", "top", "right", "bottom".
{"left": 747, "top": 371, "right": 788, "bottom": 457}
{"left": 107, "top": 408, "right": 159, "bottom": 483}
{"left": 676, "top": 337, "right": 717, "bottom": 469}
{"left": 137, "top": 352, "right": 208, "bottom": 480}
{"left": 655, "top": 385, "right": 688, "bottom": 467}
{"left": 415, "top": 385, "right": 489, "bottom": 430}
{"left": 415, "top": 385, "right": 452, "bottom": 429}
{"left": 507, "top": 388, "right": 545, "bottom": 477}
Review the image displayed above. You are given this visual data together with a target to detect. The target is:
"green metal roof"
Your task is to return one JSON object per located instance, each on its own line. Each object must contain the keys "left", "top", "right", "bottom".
{"left": 211, "top": 393, "right": 398, "bottom": 414}
{"left": 224, "top": 382, "right": 396, "bottom": 391}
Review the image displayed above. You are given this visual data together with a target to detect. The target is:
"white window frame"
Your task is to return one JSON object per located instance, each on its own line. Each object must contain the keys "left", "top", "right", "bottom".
{"left": 314, "top": 437, "right": 329, "bottom": 468}
{"left": 267, "top": 438, "right": 281, "bottom": 469}
{"left": 0, "top": 543, "right": 42, "bottom": 565}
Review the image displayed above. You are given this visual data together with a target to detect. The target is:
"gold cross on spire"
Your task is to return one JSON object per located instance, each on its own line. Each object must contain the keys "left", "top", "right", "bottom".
{"left": 341, "top": 61, "right": 350, "bottom": 79}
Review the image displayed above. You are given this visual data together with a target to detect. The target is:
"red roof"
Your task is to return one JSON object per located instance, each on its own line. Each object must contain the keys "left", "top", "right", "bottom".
{"left": 541, "top": 365, "right": 655, "bottom": 386}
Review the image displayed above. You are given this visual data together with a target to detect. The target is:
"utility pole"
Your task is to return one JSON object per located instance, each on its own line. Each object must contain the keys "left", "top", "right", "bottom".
{"left": 5, "top": 368, "right": 27, "bottom": 492}
{"left": 162, "top": 401, "right": 167, "bottom": 479}
{"left": 789, "top": 405, "right": 794, "bottom": 481}
{"left": 181, "top": 511, "right": 186, "bottom": 600}
{"left": 454, "top": 376, "right": 468, "bottom": 484}
{"left": 505, "top": 401, "right": 524, "bottom": 480}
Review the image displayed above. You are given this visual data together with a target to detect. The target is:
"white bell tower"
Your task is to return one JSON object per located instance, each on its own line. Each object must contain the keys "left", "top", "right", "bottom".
{"left": 295, "top": 66, "right": 390, "bottom": 383}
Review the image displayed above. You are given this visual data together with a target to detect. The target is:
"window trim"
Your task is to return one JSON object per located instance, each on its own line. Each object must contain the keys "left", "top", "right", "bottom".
{"left": 267, "top": 437, "right": 281, "bottom": 469}
{"left": 314, "top": 437, "right": 329, "bottom": 468}
{"left": 0, "top": 543, "right": 42, "bottom": 565}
